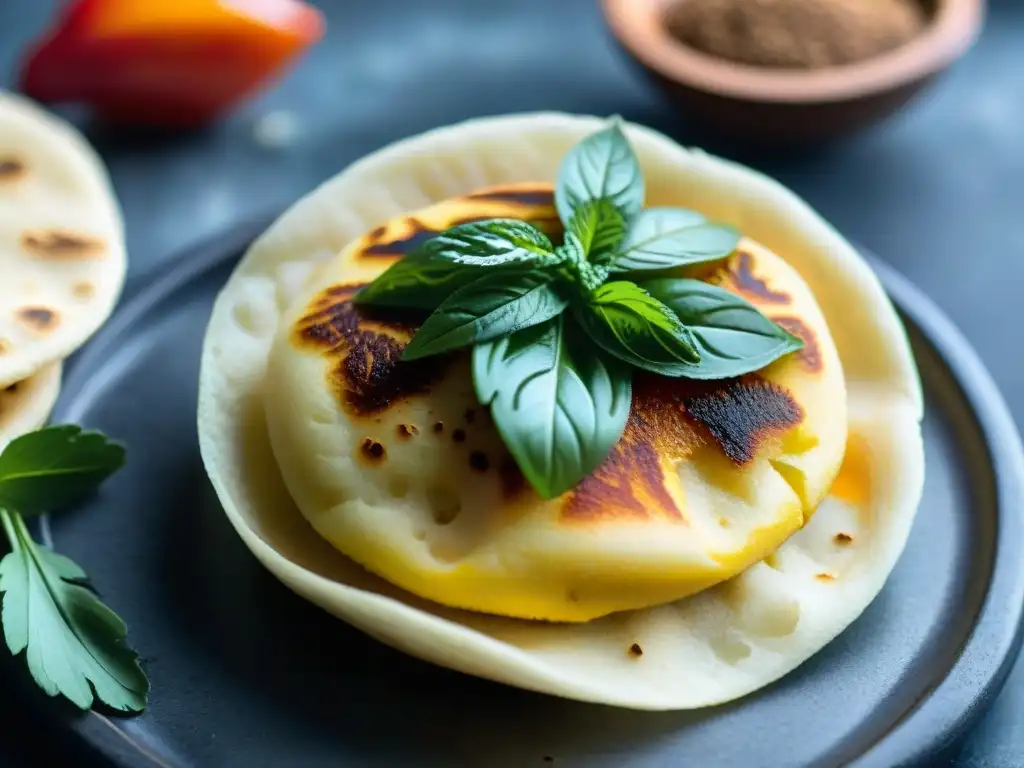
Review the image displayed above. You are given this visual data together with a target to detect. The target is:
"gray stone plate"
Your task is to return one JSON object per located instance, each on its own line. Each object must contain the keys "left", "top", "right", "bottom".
{"left": 21, "top": 220, "right": 1024, "bottom": 768}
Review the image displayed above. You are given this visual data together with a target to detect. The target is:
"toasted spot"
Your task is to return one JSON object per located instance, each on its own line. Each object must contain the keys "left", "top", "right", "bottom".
{"left": 360, "top": 438, "right": 386, "bottom": 463}
{"left": 563, "top": 373, "right": 802, "bottom": 520}
{"left": 684, "top": 377, "right": 803, "bottom": 465}
{"left": 21, "top": 229, "right": 105, "bottom": 259}
{"left": 293, "top": 283, "right": 450, "bottom": 416}
{"left": 628, "top": 643, "right": 644, "bottom": 658}
{"left": 362, "top": 214, "right": 494, "bottom": 258}
{"left": 452, "top": 428, "right": 467, "bottom": 443}
{"left": 469, "top": 450, "right": 489, "bottom": 472}
{"left": 0, "top": 158, "right": 25, "bottom": 181}
{"left": 397, "top": 424, "right": 419, "bottom": 439}
{"left": 17, "top": 306, "right": 58, "bottom": 333}
{"left": 565, "top": 433, "right": 683, "bottom": 522}
{"left": 433, "top": 421, "right": 444, "bottom": 434}
{"left": 363, "top": 216, "right": 440, "bottom": 257}
{"left": 465, "top": 187, "right": 555, "bottom": 206}
{"left": 816, "top": 572, "right": 836, "bottom": 582}
{"left": 729, "top": 251, "right": 790, "bottom": 304}
{"left": 357, "top": 184, "right": 563, "bottom": 262}
{"left": 834, "top": 532, "right": 854, "bottom": 545}
{"left": 73, "top": 282, "right": 96, "bottom": 300}
{"left": 563, "top": 374, "right": 700, "bottom": 523}
{"left": 4, "top": 382, "right": 17, "bottom": 393}
{"left": 772, "top": 316, "right": 822, "bottom": 372}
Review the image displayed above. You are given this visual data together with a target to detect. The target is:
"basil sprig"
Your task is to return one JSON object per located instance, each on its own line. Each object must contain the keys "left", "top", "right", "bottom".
{"left": 355, "top": 118, "right": 803, "bottom": 499}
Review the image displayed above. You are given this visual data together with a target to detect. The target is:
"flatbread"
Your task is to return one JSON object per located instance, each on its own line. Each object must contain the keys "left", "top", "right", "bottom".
{"left": 0, "top": 91, "right": 126, "bottom": 387}
{"left": 0, "top": 364, "right": 61, "bottom": 450}
{"left": 261, "top": 184, "right": 847, "bottom": 622}
{"left": 197, "top": 113, "right": 924, "bottom": 709}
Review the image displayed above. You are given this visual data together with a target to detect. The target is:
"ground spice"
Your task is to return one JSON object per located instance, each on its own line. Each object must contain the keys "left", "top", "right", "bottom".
{"left": 666, "top": 0, "right": 927, "bottom": 70}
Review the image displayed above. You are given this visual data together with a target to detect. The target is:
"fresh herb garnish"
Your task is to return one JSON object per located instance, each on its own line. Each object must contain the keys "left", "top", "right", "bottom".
{"left": 0, "top": 425, "right": 148, "bottom": 712}
{"left": 355, "top": 117, "right": 803, "bottom": 499}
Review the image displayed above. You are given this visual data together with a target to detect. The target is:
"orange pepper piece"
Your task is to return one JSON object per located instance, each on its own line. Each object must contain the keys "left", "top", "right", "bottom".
{"left": 20, "top": 0, "right": 325, "bottom": 127}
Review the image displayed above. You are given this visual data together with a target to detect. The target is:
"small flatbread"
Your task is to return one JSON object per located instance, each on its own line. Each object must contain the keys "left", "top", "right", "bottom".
{"left": 0, "top": 91, "right": 126, "bottom": 387}
{"left": 262, "top": 185, "right": 848, "bottom": 622}
{"left": 198, "top": 113, "right": 924, "bottom": 709}
{"left": 0, "top": 364, "right": 61, "bottom": 450}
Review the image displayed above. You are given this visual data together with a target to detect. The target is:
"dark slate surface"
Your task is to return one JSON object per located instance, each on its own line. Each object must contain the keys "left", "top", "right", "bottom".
{"left": 0, "top": 0, "right": 1022, "bottom": 765}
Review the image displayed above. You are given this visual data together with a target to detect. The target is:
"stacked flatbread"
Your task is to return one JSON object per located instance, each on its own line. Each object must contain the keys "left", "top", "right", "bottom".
{"left": 0, "top": 91, "right": 126, "bottom": 448}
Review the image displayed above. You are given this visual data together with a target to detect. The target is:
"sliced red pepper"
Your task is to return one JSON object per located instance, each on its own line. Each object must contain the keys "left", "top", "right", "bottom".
{"left": 19, "top": 0, "right": 325, "bottom": 127}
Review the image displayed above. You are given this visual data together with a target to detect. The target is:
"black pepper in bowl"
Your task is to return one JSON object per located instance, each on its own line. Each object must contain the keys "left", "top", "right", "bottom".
{"left": 666, "top": 0, "right": 928, "bottom": 70}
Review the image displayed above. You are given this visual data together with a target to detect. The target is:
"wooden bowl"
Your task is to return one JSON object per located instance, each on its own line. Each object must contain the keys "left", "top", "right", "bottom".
{"left": 602, "top": 0, "right": 985, "bottom": 145}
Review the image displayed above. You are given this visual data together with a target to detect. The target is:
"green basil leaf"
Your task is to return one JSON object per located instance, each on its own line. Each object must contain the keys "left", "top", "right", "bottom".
{"left": 402, "top": 271, "right": 568, "bottom": 361}
{"left": 555, "top": 119, "right": 644, "bottom": 226}
{"left": 611, "top": 208, "right": 740, "bottom": 273}
{"left": 355, "top": 219, "right": 559, "bottom": 310}
{"left": 640, "top": 278, "right": 804, "bottom": 379}
{"left": 575, "top": 281, "right": 700, "bottom": 373}
{"left": 354, "top": 253, "right": 485, "bottom": 310}
{"left": 426, "top": 219, "right": 557, "bottom": 266}
{"left": 568, "top": 199, "right": 627, "bottom": 264}
{"left": 474, "top": 316, "right": 632, "bottom": 500}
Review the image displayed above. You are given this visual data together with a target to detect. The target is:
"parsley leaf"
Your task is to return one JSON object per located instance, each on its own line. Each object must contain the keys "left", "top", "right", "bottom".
{"left": 0, "top": 425, "right": 125, "bottom": 517}
{"left": 0, "top": 425, "right": 148, "bottom": 712}
{"left": 0, "top": 509, "right": 148, "bottom": 711}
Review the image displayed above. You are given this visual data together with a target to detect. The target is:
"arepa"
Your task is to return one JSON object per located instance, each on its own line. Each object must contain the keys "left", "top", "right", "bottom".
{"left": 198, "top": 113, "right": 924, "bottom": 710}
{"left": 261, "top": 185, "right": 847, "bottom": 622}
{"left": 0, "top": 91, "right": 126, "bottom": 387}
{"left": 0, "top": 364, "right": 61, "bottom": 450}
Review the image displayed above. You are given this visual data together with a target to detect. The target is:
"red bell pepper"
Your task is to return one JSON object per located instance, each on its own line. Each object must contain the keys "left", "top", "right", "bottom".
{"left": 19, "top": 0, "right": 325, "bottom": 127}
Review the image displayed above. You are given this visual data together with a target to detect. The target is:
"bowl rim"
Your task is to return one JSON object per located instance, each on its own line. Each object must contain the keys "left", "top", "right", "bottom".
{"left": 602, "top": 0, "right": 986, "bottom": 104}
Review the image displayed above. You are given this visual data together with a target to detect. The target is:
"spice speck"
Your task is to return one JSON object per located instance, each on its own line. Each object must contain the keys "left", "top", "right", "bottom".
{"left": 361, "top": 438, "right": 386, "bottom": 461}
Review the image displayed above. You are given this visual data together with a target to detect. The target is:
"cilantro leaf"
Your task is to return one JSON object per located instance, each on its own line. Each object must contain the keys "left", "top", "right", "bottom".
{"left": 0, "top": 509, "right": 148, "bottom": 712}
{"left": 0, "top": 425, "right": 125, "bottom": 517}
